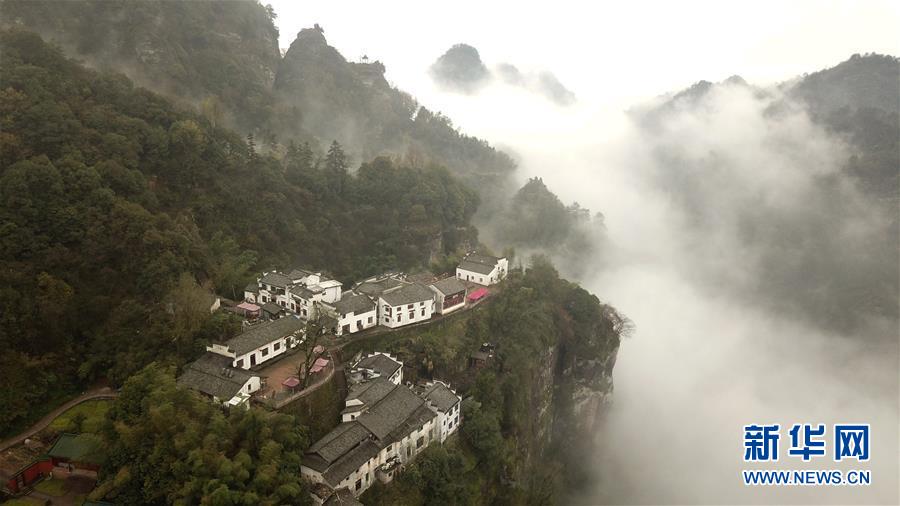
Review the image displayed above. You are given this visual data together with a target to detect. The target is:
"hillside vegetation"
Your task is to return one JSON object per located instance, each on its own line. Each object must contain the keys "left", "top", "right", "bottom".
{"left": 0, "top": 29, "right": 478, "bottom": 433}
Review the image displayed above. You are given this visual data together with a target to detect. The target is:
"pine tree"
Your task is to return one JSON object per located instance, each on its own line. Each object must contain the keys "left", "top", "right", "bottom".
{"left": 324, "top": 140, "right": 349, "bottom": 195}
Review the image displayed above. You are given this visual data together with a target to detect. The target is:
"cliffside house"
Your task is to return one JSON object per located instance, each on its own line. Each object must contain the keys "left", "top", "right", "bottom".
{"left": 323, "top": 292, "right": 378, "bottom": 336}
{"left": 428, "top": 277, "right": 467, "bottom": 315}
{"left": 456, "top": 253, "right": 508, "bottom": 285}
{"left": 207, "top": 316, "right": 305, "bottom": 369}
{"left": 177, "top": 353, "right": 262, "bottom": 407}
{"left": 301, "top": 353, "right": 460, "bottom": 500}
{"left": 377, "top": 283, "right": 435, "bottom": 329}
{"left": 416, "top": 380, "right": 462, "bottom": 443}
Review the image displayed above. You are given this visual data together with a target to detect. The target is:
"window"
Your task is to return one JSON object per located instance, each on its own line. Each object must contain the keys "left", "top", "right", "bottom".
{"left": 273, "top": 342, "right": 280, "bottom": 351}
{"left": 248, "top": 384, "right": 252, "bottom": 392}
{"left": 408, "top": 311, "right": 413, "bottom": 319}
{"left": 420, "top": 301, "right": 425, "bottom": 306}
{"left": 355, "top": 479, "right": 362, "bottom": 491}
{"left": 235, "top": 359, "right": 244, "bottom": 368}
{"left": 261, "top": 348, "right": 269, "bottom": 357}
{"left": 368, "top": 316, "right": 373, "bottom": 324}
{"left": 407, "top": 446, "right": 412, "bottom": 457}
{"left": 384, "top": 316, "right": 390, "bottom": 323}
{"left": 416, "top": 436, "right": 425, "bottom": 448}
{"left": 396, "top": 314, "right": 401, "bottom": 322}
{"left": 408, "top": 304, "right": 413, "bottom": 309}
{"left": 421, "top": 308, "right": 425, "bottom": 316}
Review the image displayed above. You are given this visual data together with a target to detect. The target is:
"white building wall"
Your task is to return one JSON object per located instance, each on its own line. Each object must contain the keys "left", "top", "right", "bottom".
{"left": 456, "top": 258, "right": 508, "bottom": 285}
{"left": 231, "top": 337, "right": 288, "bottom": 369}
{"left": 378, "top": 299, "right": 434, "bottom": 329}
{"left": 336, "top": 308, "right": 377, "bottom": 336}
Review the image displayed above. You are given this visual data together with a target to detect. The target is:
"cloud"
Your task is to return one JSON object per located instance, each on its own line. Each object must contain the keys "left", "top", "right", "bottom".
{"left": 553, "top": 82, "right": 899, "bottom": 505}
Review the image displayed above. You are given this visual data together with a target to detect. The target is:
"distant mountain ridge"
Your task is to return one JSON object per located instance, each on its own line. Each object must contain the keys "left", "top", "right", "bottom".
{"left": 0, "top": 0, "right": 517, "bottom": 201}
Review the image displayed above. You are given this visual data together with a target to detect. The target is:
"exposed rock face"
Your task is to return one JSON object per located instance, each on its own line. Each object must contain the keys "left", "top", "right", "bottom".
{"left": 429, "top": 43, "right": 491, "bottom": 93}
{"left": 570, "top": 346, "right": 618, "bottom": 434}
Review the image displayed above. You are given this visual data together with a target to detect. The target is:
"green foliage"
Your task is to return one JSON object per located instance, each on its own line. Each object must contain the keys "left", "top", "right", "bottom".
{"left": 0, "top": 29, "right": 478, "bottom": 433}
{"left": 93, "top": 363, "right": 311, "bottom": 505}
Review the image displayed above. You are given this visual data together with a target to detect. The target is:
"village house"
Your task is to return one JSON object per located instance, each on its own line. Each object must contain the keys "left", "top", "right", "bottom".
{"left": 206, "top": 316, "right": 305, "bottom": 369}
{"left": 377, "top": 283, "right": 435, "bottom": 329}
{"left": 301, "top": 352, "right": 461, "bottom": 501}
{"left": 177, "top": 353, "right": 262, "bottom": 407}
{"left": 244, "top": 269, "right": 343, "bottom": 320}
{"left": 416, "top": 380, "right": 462, "bottom": 443}
{"left": 352, "top": 273, "right": 406, "bottom": 299}
{"left": 456, "top": 252, "right": 509, "bottom": 285}
{"left": 428, "top": 277, "right": 467, "bottom": 315}
{"left": 322, "top": 292, "right": 378, "bottom": 336}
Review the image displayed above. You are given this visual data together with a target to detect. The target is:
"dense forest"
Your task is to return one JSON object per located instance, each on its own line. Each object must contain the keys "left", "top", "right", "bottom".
{"left": 0, "top": 29, "right": 479, "bottom": 433}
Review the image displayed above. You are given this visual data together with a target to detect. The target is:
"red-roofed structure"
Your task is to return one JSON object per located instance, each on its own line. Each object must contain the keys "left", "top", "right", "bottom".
{"left": 467, "top": 287, "right": 488, "bottom": 302}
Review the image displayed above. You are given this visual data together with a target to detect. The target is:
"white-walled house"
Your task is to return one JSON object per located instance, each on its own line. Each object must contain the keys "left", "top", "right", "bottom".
{"left": 177, "top": 353, "right": 262, "bottom": 407}
{"left": 302, "top": 351, "right": 460, "bottom": 500}
{"left": 456, "top": 253, "right": 508, "bottom": 286}
{"left": 377, "top": 283, "right": 435, "bottom": 329}
{"left": 418, "top": 380, "right": 462, "bottom": 443}
{"left": 322, "top": 292, "right": 377, "bottom": 336}
{"left": 207, "top": 316, "right": 305, "bottom": 369}
{"left": 248, "top": 269, "right": 343, "bottom": 320}
{"left": 428, "top": 277, "right": 467, "bottom": 315}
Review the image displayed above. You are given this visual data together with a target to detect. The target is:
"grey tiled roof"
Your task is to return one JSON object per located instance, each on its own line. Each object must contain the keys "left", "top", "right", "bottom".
{"left": 333, "top": 293, "right": 376, "bottom": 316}
{"left": 261, "top": 302, "right": 283, "bottom": 315}
{"left": 357, "top": 386, "right": 428, "bottom": 440}
{"left": 221, "top": 316, "right": 304, "bottom": 356}
{"left": 466, "top": 253, "right": 503, "bottom": 265}
{"left": 346, "top": 377, "right": 395, "bottom": 406}
{"left": 244, "top": 282, "right": 259, "bottom": 294}
{"left": 177, "top": 353, "right": 254, "bottom": 401}
{"left": 430, "top": 277, "right": 467, "bottom": 296}
{"left": 290, "top": 285, "right": 315, "bottom": 299}
{"left": 458, "top": 260, "right": 495, "bottom": 275}
{"left": 322, "top": 440, "right": 381, "bottom": 487}
{"left": 356, "top": 354, "right": 402, "bottom": 379}
{"left": 422, "top": 382, "right": 461, "bottom": 412}
{"left": 355, "top": 277, "right": 404, "bottom": 296}
{"left": 379, "top": 283, "right": 434, "bottom": 307}
{"left": 260, "top": 271, "right": 292, "bottom": 287}
{"left": 308, "top": 422, "right": 371, "bottom": 465}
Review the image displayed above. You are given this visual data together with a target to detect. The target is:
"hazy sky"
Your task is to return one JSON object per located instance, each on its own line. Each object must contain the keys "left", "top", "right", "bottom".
{"left": 269, "top": 0, "right": 899, "bottom": 108}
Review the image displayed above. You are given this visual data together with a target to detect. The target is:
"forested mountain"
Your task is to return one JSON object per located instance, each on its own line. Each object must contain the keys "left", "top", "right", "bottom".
{"left": 0, "top": 0, "right": 517, "bottom": 202}
{"left": 0, "top": 0, "right": 282, "bottom": 131}
{"left": 0, "top": 29, "right": 479, "bottom": 433}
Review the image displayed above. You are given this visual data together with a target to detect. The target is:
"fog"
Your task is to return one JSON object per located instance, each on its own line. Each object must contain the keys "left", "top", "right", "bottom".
{"left": 268, "top": 2, "right": 900, "bottom": 503}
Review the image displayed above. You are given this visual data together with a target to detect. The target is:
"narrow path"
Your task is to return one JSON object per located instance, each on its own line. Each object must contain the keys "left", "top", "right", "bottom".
{"left": 0, "top": 387, "right": 118, "bottom": 452}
